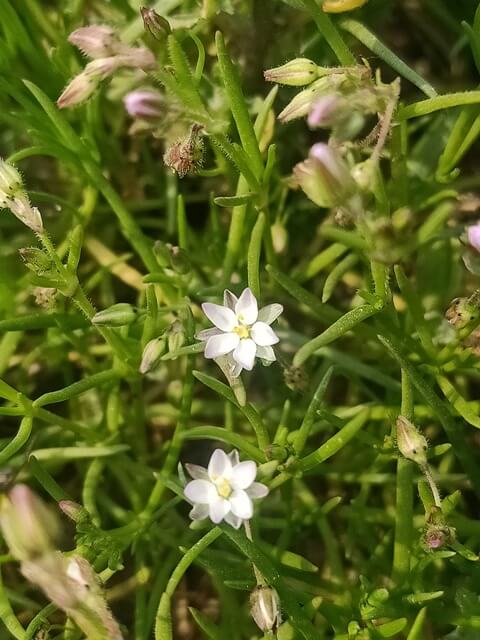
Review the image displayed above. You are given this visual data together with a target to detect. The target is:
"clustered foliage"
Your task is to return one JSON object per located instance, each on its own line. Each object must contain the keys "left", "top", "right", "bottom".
{"left": 1, "top": 0, "right": 480, "bottom": 639}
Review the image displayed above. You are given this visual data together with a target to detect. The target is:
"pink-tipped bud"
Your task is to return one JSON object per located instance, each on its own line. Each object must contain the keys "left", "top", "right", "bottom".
{"left": 68, "top": 25, "right": 117, "bottom": 59}
{"left": 0, "top": 485, "right": 60, "bottom": 561}
{"left": 116, "top": 47, "right": 156, "bottom": 71}
{"left": 124, "top": 90, "right": 164, "bottom": 119}
{"left": 307, "top": 95, "right": 341, "bottom": 128}
{"left": 57, "top": 70, "right": 99, "bottom": 109}
{"left": 264, "top": 58, "right": 318, "bottom": 86}
{"left": 467, "top": 223, "right": 480, "bottom": 252}
{"left": 58, "top": 500, "right": 88, "bottom": 523}
{"left": 292, "top": 143, "right": 355, "bottom": 208}
{"left": 278, "top": 75, "right": 345, "bottom": 123}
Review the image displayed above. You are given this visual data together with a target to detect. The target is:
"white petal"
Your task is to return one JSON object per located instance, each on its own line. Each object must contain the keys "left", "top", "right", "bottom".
{"left": 231, "top": 461, "right": 257, "bottom": 490}
{"left": 251, "top": 322, "right": 279, "bottom": 347}
{"left": 233, "top": 338, "right": 257, "bottom": 371}
{"left": 184, "top": 479, "right": 216, "bottom": 504}
{"left": 235, "top": 288, "right": 258, "bottom": 325}
{"left": 228, "top": 450, "right": 240, "bottom": 466}
{"left": 204, "top": 333, "right": 239, "bottom": 359}
{"left": 256, "top": 345, "right": 276, "bottom": 362}
{"left": 201, "top": 303, "right": 237, "bottom": 331}
{"left": 229, "top": 490, "right": 253, "bottom": 520}
{"left": 230, "top": 360, "right": 243, "bottom": 378}
{"left": 195, "top": 328, "right": 222, "bottom": 341}
{"left": 185, "top": 463, "right": 209, "bottom": 480}
{"left": 223, "top": 289, "right": 238, "bottom": 310}
{"left": 247, "top": 482, "right": 269, "bottom": 499}
{"left": 224, "top": 511, "right": 243, "bottom": 529}
{"left": 257, "top": 303, "right": 283, "bottom": 325}
{"left": 189, "top": 503, "right": 209, "bottom": 520}
{"left": 208, "top": 449, "right": 232, "bottom": 481}
{"left": 209, "top": 497, "right": 231, "bottom": 523}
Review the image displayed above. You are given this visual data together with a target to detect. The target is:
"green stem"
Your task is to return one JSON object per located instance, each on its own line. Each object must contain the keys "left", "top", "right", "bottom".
{"left": 340, "top": 19, "right": 437, "bottom": 97}
{"left": 300, "top": 0, "right": 355, "bottom": 65}
{"left": 0, "top": 568, "right": 26, "bottom": 640}
{"left": 247, "top": 212, "right": 266, "bottom": 299}
{"left": 293, "top": 367, "right": 334, "bottom": 455}
{"left": 392, "top": 370, "right": 414, "bottom": 584}
{"left": 399, "top": 92, "right": 480, "bottom": 120}
{"left": 155, "top": 528, "right": 222, "bottom": 640}
{"left": 0, "top": 416, "right": 32, "bottom": 466}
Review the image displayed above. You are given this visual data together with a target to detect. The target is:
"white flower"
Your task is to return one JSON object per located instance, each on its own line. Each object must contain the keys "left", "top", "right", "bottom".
{"left": 184, "top": 449, "right": 269, "bottom": 529}
{"left": 197, "top": 288, "right": 283, "bottom": 376}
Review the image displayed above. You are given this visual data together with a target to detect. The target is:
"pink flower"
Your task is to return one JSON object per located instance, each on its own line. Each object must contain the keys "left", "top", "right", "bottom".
{"left": 467, "top": 223, "right": 480, "bottom": 252}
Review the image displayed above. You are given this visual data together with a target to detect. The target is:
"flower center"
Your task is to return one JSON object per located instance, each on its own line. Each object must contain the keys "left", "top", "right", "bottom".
{"left": 233, "top": 324, "right": 250, "bottom": 339}
{"left": 215, "top": 478, "right": 232, "bottom": 498}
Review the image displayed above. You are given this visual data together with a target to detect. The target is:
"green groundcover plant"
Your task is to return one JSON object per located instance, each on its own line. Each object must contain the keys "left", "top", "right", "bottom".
{"left": 3, "top": 0, "right": 480, "bottom": 638}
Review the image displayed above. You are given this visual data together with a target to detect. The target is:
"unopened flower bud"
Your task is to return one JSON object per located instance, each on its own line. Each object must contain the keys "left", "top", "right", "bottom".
{"left": 168, "top": 244, "right": 191, "bottom": 274}
{"left": 140, "top": 7, "right": 171, "bottom": 38}
{"left": 0, "top": 159, "right": 22, "bottom": 205}
{"left": 167, "top": 320, "right": 186, "bottom": 354}
{"left": 92, "top": 303, "right": 136, "bottom": 327}
{"left": 57, "top": 70, "right": 99, "bottom": 108}
{"left": 322, "top": 0, "right": 369, "bottom": 12}
{"left": 116, "top": 47, "right": 156, "bottom": 71}
{"left": 140, "top": 337, "right": 166, "bottom": 374}
{"left": 124, "top": 90, "right": 164, "bottom": 119}
{"left": 10, "top": 197, "right": 43, "bottom": 233}
{"left": 422, "top": 506, "right": 455, "bottom": 550}
{"left": 58, "top": 500, "right": 88, "bottom": 523}
{"left": 271, "top": 222, "right": 288, "bottom": 254}
{"left": 278, "top": 76, "right": 344, "bottom": 123}
{"left": 292, "top": 143, "right": 355, "bottom": 208}
{"left": 446, "top": 292, "right": 480, "bottom": 329}
{"left": 264, "top": 58, "right": 318, "bottom": 86}
{"left": 0, "top": 485, "right": 59, "bottom": 561}
{"left": 68, "top": 25, "right": 117, "bottom": 59}
{"left": 19, "top": 247, "right": 53, "bottom": 274}
{"left": 396, "top": 416, "right": 428, "bottom": 466}
{"left": 308, "top": 95, "right": 341, "bottom": 128}
{"left": 163, "top": 124, "right": 204, "bottom": 178}
{"left": 467, "top": 222, "right": 480, "bottom": 252}
{"left": 250, "top": 585, "right": 281, "bottom": 633}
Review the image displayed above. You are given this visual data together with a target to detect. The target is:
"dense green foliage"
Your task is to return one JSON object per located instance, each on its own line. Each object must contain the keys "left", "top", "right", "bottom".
{"left": 2, "top": 1, "right": 480, "bottom": 638}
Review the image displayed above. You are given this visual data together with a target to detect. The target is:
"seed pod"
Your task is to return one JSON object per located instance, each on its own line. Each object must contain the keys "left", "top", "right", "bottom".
{"left": 140, "top": 6, "right": 171, "bottom": 38}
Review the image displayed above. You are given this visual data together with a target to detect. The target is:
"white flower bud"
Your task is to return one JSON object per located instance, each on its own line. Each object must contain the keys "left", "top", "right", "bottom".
{"left": 322, "top": 0, "right": 368, "bottom": 12}
{"left": 0, "top": 159, "right": 22, "bottom": 206}
{"left": 250, "top": 585, "right": 281, "bottom": 632}
{"left": 57, "top": 70, "right": 99, "bottom": 109}
{"left": 140, "top": 337, "right": 166, "bottom": 374}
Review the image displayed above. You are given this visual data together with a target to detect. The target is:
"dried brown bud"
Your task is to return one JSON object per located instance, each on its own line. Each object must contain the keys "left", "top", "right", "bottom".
{"left": 163, "top": 124, "right": 204, "bottom": 178}
{"left": 140, "top": 7, "right": 171, "bottom": 38}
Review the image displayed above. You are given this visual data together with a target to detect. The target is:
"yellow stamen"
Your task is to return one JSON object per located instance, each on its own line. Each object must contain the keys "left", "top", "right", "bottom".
{"left": 216, "top": 478, "right": 232, "bottom": 498}
{"left": 234, "top": 325, "right": 249, "bottom": 339}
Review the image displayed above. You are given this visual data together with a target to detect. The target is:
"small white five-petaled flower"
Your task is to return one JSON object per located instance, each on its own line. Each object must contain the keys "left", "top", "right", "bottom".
{"left": 197, "top": 288, "right": 283, "bottom": 377}
{"left": 184, "top": 449, "right": 269, "bottom": 529}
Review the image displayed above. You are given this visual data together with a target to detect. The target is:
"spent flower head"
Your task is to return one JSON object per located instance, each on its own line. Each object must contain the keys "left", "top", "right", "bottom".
{"left": 197, "top": 287, "right": 283, "bottom": 376}
{"left": 184, "top": 449, "right": 269, "bottom": 528}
